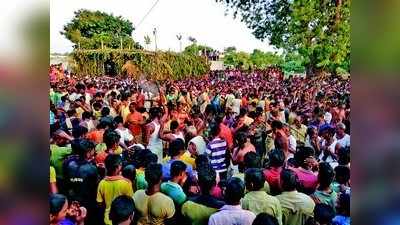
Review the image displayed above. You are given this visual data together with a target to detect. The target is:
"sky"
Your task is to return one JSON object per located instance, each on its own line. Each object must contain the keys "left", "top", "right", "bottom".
{"left": 50, "top": 0, "right": 277, "bottom": 54}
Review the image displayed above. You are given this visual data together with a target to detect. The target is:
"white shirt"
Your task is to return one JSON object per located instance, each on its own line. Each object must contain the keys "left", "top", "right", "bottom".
{"left": 334, "top": 133, "right": 350, "bottom": 148}
{"left": 208, "top": 205, "right": 256, "bottom": 225}
{"left": 115, "top": 127, "right": 133, "bottom": 144}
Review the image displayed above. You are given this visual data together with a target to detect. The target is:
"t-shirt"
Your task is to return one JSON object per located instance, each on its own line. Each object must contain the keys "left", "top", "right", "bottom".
{"left": 86, "top": 130, "right": 104, "bottom": 144}
{"left": 334, "top": 134, "right": 350, "bottom": 148}
{"left": 50, "top": 144, "right": 72, "bottom": 179}
{"left": 241, "top": 191, "right": 283, "bottom": 225}
{"left": 181, "top": 195, "right": 225, "bottom": 225}
{"left": 96, "top": 176, "right": 134, "bottom": 225}
{"left": 160, "top": 181, "right": 186, "bottom": 205}
{"left": 127, "top": 112, "right": 144, "bottom": 136}
{"left": 206, "top": 138, "right": 227, "bottom": 173}
{"left": 162, "top": 159, "right": 194, "bottom": 181}
{"left": 136, "top": 169, "right": 148, "bottom": 190}
{"left": 276, "top": 191, "right": 315, "bottom": 225}
{"left": 291, "top": 167, "right": 318, "bottom": 194}
{"left": 311, "top": 190, "right": 338, "bottom": 212}
{"left": 219, "top": 123, "right": 233, "bottom": 149}
{"left": 115, "top": 127, "right": 134, "bottom": 145}
{"left": 50, "top": 166, "right": 56, "bottom": 183}
{"left": 264, "top": 167, "right": 282, "bottom": 195}
{"left": 133, "top": 190, "right": 175, "bottom": 225}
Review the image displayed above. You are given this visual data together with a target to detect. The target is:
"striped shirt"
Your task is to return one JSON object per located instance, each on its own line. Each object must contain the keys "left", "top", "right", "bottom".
{"left": 206, "top": 137, "right": 228, "bottom": 173}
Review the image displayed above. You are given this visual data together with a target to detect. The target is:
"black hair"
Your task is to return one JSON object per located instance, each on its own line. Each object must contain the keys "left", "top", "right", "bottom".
{"left": 314, "top": 203, "right": 335, "bottom": 225}
{"left": 337, "top": 191, "right": 350, "bottom": 216}
{"left": 318, "top": 162, "right": 335, "bottom": 189}
{"left": 168, "top": 139, "right": 185, "bottom": 157}
{"left": 149, "top": 107, "right": 161, "bottom": 120}
{"left": 235, "top": 131, "right": 248, "bottom": 149}
{"left": 271, "top": 120, "right": 283, "bottom": 130}
{"left": 170, "top": 160, "right": 187, "bottom": 178}
{"left": 145, "top": 163, "right": 163, "bottom": 187}
{"left": 280, "top": 169, "right": 298, "bottom": 191}
{"left": 338, "top": 147, "right": 350, "bottom": 165}
{"left": 122, "top": 164, "right": 136, "bottom": 183}
{"left": 97, "top": 121, "right": 109, "bottom": 129}
{"left": 294, "top": 146, "right": 315, "bottom": 168}
{"left": 93, "top": 101, "right": 102, "bottom": 110}
{"left": 245, "top": 168, "right": 265, "bottom": 191}
{"left": 195, "top": 154, "right": 210, "bottom": 169}
{"left": 334, "top": 165, "right": 350, "bottom": 185}
{"left": 208, "top": 121, "right": 221, "bottom": 137}
{"left": 170, "top": 120, "right": 179, "bottom": 131}
{"left": 114, "top": 116, "right": 123, "bottom": 125}
{"left": 252, "top": 213, "right": 279, "bottom": 225}
{"left": 49, "top": 193, "right": 67, "bottom": 215}
{"left": 109, "top": 195, "right": 135, "bottom": 225}
{"left": 224, "top": 177, "right": 245, "bottom": 205}
{"left": 197, "top": 165, "right": 216, "bottom": 194}
{"left": 103, "top": 129, "right": 121, "bottom": 149}
{"left": 67, "top": 109, "right": 76, "bottom": 117}
{"left": 243, "top": 152, "right": 261, "bottom": 169}
{"left": 82, "top": 111, "right": 92, "bottom": 120}
{"left": 239, "top": 107, "right": 247, "bottom": 117}
{"left": 268, "top": 149, "right": 285, "bottom": 167}
{"left": 101, "top": 107, "right": 110, "bottom": 116}
{"left": 144, "top": 151, "right": 158, "bottom": 168}
{"left": 72, "top": 125, "right": 88, "bottom": 139}
{"left": 105, "top": 154, "right": 122, "bottom": 176}
{"left": 77, "top": 139, "right": 95, "bottom": 159}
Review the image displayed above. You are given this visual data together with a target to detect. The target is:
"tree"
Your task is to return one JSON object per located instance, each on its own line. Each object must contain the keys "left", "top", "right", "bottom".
{"left": 216, "top": 0, "right": 350, "bottom": 76}
{"left": 144, "top": 35, "right": 151, "bottom": 50}
{"left": 223, "top": 51, "right": 253, "bottom": 70}
{"left": 184, "top": 44, "right": 213, "bottom": 56}
{"left": 176, "top": 34, "right": 183, "bottom": 52}
{"left": 61, "top": 9, "right": 141, "bottom": 50}
{"left": 224, "top": 46, "right": 237, "bottom": 53}
{"left": 250, "top": 49, "right": 284, "bottom": 69}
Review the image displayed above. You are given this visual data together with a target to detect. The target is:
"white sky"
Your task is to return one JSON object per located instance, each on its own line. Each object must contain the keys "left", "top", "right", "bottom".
{"left": 50, "top": 0, "right": 277, "bottom": 54}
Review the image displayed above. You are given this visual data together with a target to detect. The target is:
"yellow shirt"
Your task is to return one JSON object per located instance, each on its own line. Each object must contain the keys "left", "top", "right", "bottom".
{"left": 121, "top": 104, "right": 131, "bottom": 123}
{"left": 50, "top": 166, "right": 56, "bottom": 183}
{"left": 241, "top": 191, "right": 283, "bottom": 225}
{"left": 276, "top": 191, "right": 315, "bottom": 225}
{"left": 181, "top": 201, "right": 218, "bottom": 225}
{"left": 162, "top": 151, "right": 196, "bottom": 169}
{"left": 133, "top": 190, "right": 175, "bottom": 225}
{"left": 76, "top": 107, "right": 85, "bottom": 119}
{"left": 290, "top": 124, "right": 307, "bottom": 143}
{"left": 96, "top": 176, "right": 134, "bottom": 225}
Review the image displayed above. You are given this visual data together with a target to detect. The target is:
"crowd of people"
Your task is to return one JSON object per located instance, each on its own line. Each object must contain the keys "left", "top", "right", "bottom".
{"left": 49, "top": 68, "right": 350, "bottom": 225}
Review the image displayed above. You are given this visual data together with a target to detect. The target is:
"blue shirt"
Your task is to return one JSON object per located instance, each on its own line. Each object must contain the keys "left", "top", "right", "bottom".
{"left": 162, "top": 159, "right": 194, "bottom": 181}
{"left": 161, "top": 181, "right": 186, "bottom": 205}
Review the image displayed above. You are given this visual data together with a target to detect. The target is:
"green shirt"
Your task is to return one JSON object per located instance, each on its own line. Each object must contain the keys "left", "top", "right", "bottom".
{"left": 233, "top": 173, "right": 271, "bottom": 194}
{"left": 160, "top": 181, "right": 186, "bottom": 205}
{"left": 312, "top": 190, "right": 337, "bottom": 212}
{"left": 241, "top": 191, "right": 283, "bottom": 225}
{"left": 276, "top": 191, "right": 315, "bottom": 225}
{"left": 181, "top": 201, "right": 219, "bottom": 225}
{"left": 136, "top": 169, "right": 148, "bottom": 190}
{"left": 50, "top": 144, "right": 72, "bottom": 179}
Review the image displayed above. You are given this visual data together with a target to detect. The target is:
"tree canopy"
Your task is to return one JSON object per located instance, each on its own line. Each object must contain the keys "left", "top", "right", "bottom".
{"left": 183, "top": 44, "right": 214, "bottom": 56}
{"left": 61, "top": 9, "right": 142, "bottom": 50}
{"left": 216, "top": 0, "right": 350, "bottom": 76}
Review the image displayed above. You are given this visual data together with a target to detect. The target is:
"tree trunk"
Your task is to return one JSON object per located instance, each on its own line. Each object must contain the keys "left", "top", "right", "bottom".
{"left": 305, "top": 64, "right": 315, "bottom": 77}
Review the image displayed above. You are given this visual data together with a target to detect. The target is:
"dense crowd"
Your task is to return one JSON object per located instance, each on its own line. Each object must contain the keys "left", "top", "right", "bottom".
{"left": 49, "top": 68, "right": 350, "bottom": 225}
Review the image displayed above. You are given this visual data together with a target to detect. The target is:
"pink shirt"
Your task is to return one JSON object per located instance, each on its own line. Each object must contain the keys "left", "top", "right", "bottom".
{"left": 263, "top": 167, "right": 282, "bottom": 193}
{"left": 291, "top": 167, "right": 318, "bottom": 192}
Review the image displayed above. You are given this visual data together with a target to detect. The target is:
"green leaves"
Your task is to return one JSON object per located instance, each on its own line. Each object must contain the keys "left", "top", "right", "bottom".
{"left": 61, "top": 9, "right": 139, "bottom": 50}
{"left": 216, "top": 0, "right": 350, "bottom": 76}
{"left": 72, "top": 49, "right": 210, "bottom": 80}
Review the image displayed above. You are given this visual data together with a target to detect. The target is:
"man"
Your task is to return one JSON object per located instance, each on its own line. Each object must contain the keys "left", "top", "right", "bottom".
{"left": 114, "top": 116, "right": 134, "bottom": 151}
{"left": 109, "top": 195, "right": 136, "bottom": 225}
{"left": 162, "top": 139, "right": 195, "bottom": 180}
{"left": 181, "top": 165, "right": 225, "bottom": 225}
{"left": 126, "top": 102, "right": 145, "bottom": 143}
{"left": 208, "top": 177, "right": 256, "bottom": 225}
{"left": 241, "top": 168, "right": 282, "bottom": 225}
{"left": 334, "top": 123, "right": 350, "bottom": 149}
{"left": 63, "top": 139, "right": 99, "bottom": 225}
{"left": 145, "top": 107, "right": 164, "bottom": 163}
{"left": 133, "top": 163, "right": 175, "bottom": 225}
{"left": 160, "top": 160, "right": 187, "bottom": 205}
{"left": 206, "top": 122, "right": 228, "bottom": 181}
{"left": 276, "top": 169, "right": 315, "bottom": 225}
{"left": 311, "top": 163, "right": 337, "bottom": 211}
{"left": 96, "top": 154, "right": 134, "bottom": 225}
{"left": 290, "top": 115, "right": 307, "bottom": 144}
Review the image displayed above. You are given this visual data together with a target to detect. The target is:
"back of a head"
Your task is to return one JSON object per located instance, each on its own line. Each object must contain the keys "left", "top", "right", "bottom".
{"left": 114, "top": 116, "right": 123, "bottom": 125}
{"left": 208, "top": 121, "right": 221, "bottom": 137}
{"left": 314, "top": 203, "right": 335, "bottom": 225}
{"left": 271, "top": 120, "right": 283, "bottom": 131}
{"left": 268, "top": 149, "right": 285, "bottom": 168}
{"left": 105, "top": 154, "right": 122, "bottom": 176}
{"left": 197, "top": 165, "right": 216, "bottom": 194}
{"left": 49, "top": 194, "right": 67, "bottom": 216}
{"left": 104, "top": 129, "right": 121, "bottom": 149}
{"left": 109, "top": 195, "right": 135, "bottom": 225}
{"left": 338, "top": 147, "right": 350, "bottom": 165}
{"left": 77, "top": 139, "right": 95, "bottom": 159}
{"left": 245, "top": 168, "right": 265, "bottom": 191}
{"left": 170, "top": 160, "right": 187, "bottom": 178}
{"left": 72, "top": 126, "right": 88, "bottom": 139}
{"left": 244, "top": 152, "right": 261, "bottom": 169}
{"left": 318, "top": 162, "right": 335, "bottom": 189}
{"left": 149, "top": 107, "right": 160, "bottom": 120}
{"left": 82, "top": 111, "right": 92, "bottom": 120}
{"left": 122, "top": 164, "right": 136, "bottom": 182}
{"left": 224, "top": 177, "right": 245, "bottom": 205}
{"left": 101, "top": 107, "right": 110, "bottom": 116}
{"left": 168, "top": 139, "right": 185, "bottom": 157}
{"left": 252, "top": 213, "right": 279, "bottom": 225}
{"left": 294, "top": 146, "right": 315, "bottom": 168}
{"left": 170, "top": 120, "right": 179, "bottom": 131}
{"left": 334, "top": 165, "right": 350, "bottom": 185}
{"left": 145, "top": 163, "right": 163, "bottom": 187}
{"left": 280, "top": 169, "right": 298, "bottom": 192}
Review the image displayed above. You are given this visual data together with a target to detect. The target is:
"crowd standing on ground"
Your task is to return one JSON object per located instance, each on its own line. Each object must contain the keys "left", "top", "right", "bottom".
{"left": 50, "top": 68, "right": 350, "bottom": 225}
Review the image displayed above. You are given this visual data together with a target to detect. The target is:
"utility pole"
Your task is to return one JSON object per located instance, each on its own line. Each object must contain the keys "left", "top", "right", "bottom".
{"left": 153, "top": 28, "right": 157, "bottom": 51}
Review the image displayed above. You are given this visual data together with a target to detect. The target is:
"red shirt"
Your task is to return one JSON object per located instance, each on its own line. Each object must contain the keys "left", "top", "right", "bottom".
{"left": 263, "top": 167, "right": 282, "bottom": 194}
{"left": 219, "top": 123, "right": 233, "bottom": 150}
{"left": 127, "top": 112, "right": 144, "bottom": 136}
{"left": 291, "top": 167, "right": 318, "bottom": 193}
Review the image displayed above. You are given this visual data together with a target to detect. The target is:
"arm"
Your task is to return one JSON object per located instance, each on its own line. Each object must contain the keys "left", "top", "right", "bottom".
{"left": 144, "top": 123, "right": 154, "bottom": 146}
